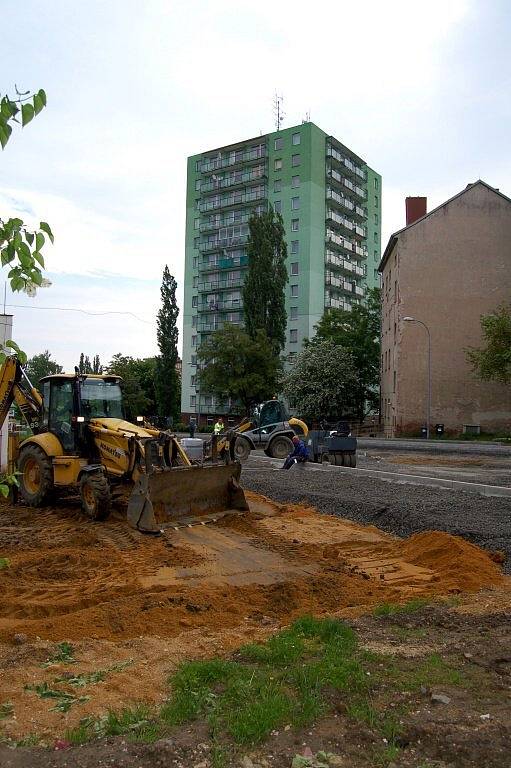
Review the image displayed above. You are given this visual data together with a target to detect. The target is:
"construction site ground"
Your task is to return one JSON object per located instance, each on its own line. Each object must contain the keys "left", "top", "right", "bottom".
{"left": 1, "top": 455, "right": 510, "bottom": 767}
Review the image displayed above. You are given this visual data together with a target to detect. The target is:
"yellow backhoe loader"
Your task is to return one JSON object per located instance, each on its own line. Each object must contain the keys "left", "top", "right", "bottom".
{"left": 0, "top": 356, "right": 248, "bottom": 532}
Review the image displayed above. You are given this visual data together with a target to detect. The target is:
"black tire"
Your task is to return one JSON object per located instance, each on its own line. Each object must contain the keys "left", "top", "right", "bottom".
{"left": 79, "top": 472, "right": 111, "bottom": 521}
{"left": 349, "top": 453, "right": 357, "bottom": 468}
{"left": 268, "top": 436, "right": 294, "bottom": 460}
{"left": 233, "top": 437, "right": 251, "bottom": 462}
{"left": 321, "top": 453, "right": 332, "bottom": 465}
{"left": 18, "top": 444, "right": 54, "bottom": 506}
{"left": 334, "top": 453, "right": 343, "bottom": 466}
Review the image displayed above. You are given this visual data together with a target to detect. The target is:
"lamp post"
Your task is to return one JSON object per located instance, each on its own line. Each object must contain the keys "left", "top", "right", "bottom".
{"left": 403, "top": 316, "right": 431, "bottom": 439}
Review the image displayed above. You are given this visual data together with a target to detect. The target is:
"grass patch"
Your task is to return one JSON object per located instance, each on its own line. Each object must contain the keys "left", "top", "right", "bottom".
{"left": 41, "top": 641, "right": 76, "bottom": 667}
{"left": 379, "top": 652, "right": 464, "bottom": 691}
{"left": 0, "top": 702, "right": 14, "bottom": 719}
{"left": 24, "top": 682, "right": 89, "bottom": 713}
{"left": 373, "top": 598, "right": 430, "bottom": 617}
{"left": 0, "top": 557, "right": 10, "bottom": 569}
{"left": 65, "top": 704, "right": 161, "bottom": 744}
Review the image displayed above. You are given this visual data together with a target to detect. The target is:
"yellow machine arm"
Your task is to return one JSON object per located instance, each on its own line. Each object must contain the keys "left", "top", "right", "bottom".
{"left": 0, "top": 356, "right": 42, "bottom": 432}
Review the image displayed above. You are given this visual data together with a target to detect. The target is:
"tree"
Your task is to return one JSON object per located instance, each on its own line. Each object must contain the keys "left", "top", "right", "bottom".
{"left": 242, "top": 207, "right": 288, "bottom": 352}
{"left": 466, "top": 304, "right": 511, "bottom": 385}
{"left": 282, "top": 338, "right": 358, "bottom": 423}
{"left": 314, "top": 287, "right": 381, "bottom": 421}
{"left": 77, "top": 353, "right": 102, "bottom": 374}
{"left": 26, "top": 350, "right": 63, "bottom": 385}
{"left": 155, "top": 266, "right": 181, "bottom": 423}
{"left": 106, "top": 354, "right": 157, "bottom": 421}
{"left": 0, "top": 87, "right": 53, "bottom": 366}
{"left": 197, "top": 325, "right": 281, "bottom": 413}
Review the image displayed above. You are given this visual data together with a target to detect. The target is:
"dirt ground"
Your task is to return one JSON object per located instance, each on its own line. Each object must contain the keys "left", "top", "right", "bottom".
{"left": 0, "top": 490, "right": 510, "bottom": 766}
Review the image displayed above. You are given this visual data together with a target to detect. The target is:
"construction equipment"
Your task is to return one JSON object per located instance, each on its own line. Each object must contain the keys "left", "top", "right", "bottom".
{"left": 209, "top": 400, "right": 308, "bottom": 461}
{"left": 306, "top": 424, "right": 357, "bottom": 467}
{"left": 0, "top": 356, "right": 248, "bottom": 532}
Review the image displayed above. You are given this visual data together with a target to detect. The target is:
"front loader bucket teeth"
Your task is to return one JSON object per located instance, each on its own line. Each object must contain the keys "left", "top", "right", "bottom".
{"left": 126, "top": 462, "right": 249, "bottom": 533}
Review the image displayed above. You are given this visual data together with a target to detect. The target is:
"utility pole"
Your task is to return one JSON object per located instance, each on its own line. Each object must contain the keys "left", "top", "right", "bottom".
{"left": 273, "top": 93, "right": 285, "bottom": 131}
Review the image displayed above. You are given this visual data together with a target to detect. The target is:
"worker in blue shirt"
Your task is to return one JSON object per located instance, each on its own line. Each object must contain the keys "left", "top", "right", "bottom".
{"left": 282, "top": 435, "right": 308, "bottom": 470}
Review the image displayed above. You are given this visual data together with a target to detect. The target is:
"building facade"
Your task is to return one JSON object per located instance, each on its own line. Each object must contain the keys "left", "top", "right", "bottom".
{"left": 380, "top": 181, "right": 511, "bottom": 436}
{"left": 182, "top": 121, "right": 381, "bottom": 423}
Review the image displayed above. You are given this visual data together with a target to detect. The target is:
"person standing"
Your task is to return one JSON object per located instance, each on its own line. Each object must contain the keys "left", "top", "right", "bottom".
{"left": 189, "top": 417, "right": 196, "bottom": 438}
{"left": 213, "top": 417, "right": 224, "bottom": 436}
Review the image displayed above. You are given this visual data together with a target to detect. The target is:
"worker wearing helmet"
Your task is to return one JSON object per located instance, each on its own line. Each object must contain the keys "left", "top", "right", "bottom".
{"left": 282, "top": 435, "right": 308, "bottom": 470}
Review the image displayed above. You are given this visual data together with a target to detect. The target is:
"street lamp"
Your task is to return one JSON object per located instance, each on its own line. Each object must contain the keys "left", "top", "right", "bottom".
{"left": 403, "top": 316, "right": 431, "bottom": 439}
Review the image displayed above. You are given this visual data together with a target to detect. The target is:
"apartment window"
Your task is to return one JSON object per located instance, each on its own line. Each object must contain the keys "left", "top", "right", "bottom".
{"left": 204, "top": 395, "right": 212, "bottom": 407}
{"left": 192, "top": 315, "right": 197, "bottom": 327}
{"left": 190, "top": 395, "right": 196, "bottom": 407}
{"left": 288, "top": 351, "right": 297, "bottom": 363}
{"left": 290, "top": 262, "right": 299, "bottom": 275}
{"left": 374, "top": 269, "right": 379, "bottom": 280}
{"left": 192, "top": 295, "right": 198, "bottom": 307}
{"left": 274, "top": 200, "right": 282, "bottom": 214}
{"left": 274, "top": 158, "right": 282, "bottom": 171}
{"left": 374, "top": 178, "right": 379, "bottom": 190}
{"left": 291, "top": 284, "right": 299, "bottom": 297}
{"left": 291, "top": 218, "right": 299, "bottom": 231}
{"left": 192, "top": 276, "right": 198, "bottom": 288}
{"left": 291, "top": 154, "right": 300, "bottom": 167}
{"left": 195, "top": 160, "right": 201, "bottom": 172}
{"left": 191, "top": 375, "right": 196, "bottom": 386}
{"left": 195, "top": 179, "right": 201, "bottom": 191}
{"left": 374, "top": 213, "right": 379, "bottom": 225}
{"left": 193, "top": 256, "right": 198, "bottom": 268}
{"left": 290, "top": 306, "right": 298, "bottom": 320}
{"left": 374, "top": 195, "right": 379, "bottom": 207}
{"left": 274, "top": 137, "right": 283, "bottom": 150}
{"left": 291, "top": 240, "right": 299, "bottom": 254}
{"left": 194, "top": 218, "right": 199, "bottom": 230}
{"left": 290, "top": 329, "right": 298, "bottom": 343}
{"left": 374, "top": 231, "right": 378, "bottom": 242}
{"left": 191, "top": 335, "right": 197, "bottom": 347}
{"left": 291, "top": 175, "right": 300, "bottom": 188}
{"left": 374, "top": 250, "right": 378, "bottom": 261}
{"left": 274, "top": 179, "right": 282, "bottom": 193}
{"left": 292, "top": 132, "right": 301, "bottom": 146}
{"left": 191, "top": 354, "right": 197, "bottom": 365}
{"left": 291, "top": 197, "right": 300, "bottom": 210}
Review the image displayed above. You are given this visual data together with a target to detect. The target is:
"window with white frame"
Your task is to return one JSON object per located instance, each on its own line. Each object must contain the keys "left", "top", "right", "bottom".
{"left": 274, "top": 137, "right": 283, "bottom": 150}
{"left": 291, "top": 241, "right": 299, "bottom": 255}
{"left": 291, "top": 218, "right": 299, "bottom": 231}
{"left": 290, "top": 306, "right": 298, "bottom": 320}
{"left": 274, "top": 158, "right": 282, "bottom": 171}
{"left": 290, "top": 329, "right": 298, "bottom": 343}
{"left": 290, "top": 261, "right": 299, "bottom": 275}
{"left": 291, "top": 154, "right": 300, "bottom": 167}
{"left": 292, "top": 132, "right": 300, "bottom": 145}
{"left": 291, "top": 284, "right": 298, "bottom": 297}
{"left": 291, "top": 197, "right": 300, "bottom": 210}
{"left": 274, "top": 179, "right": 282, "bottom": 193}
{"left": 291, "top": 175, "right": 300, "bottom": 188}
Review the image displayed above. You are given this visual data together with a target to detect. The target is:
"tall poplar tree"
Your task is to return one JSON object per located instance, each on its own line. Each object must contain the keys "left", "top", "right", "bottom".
{"left": 242, "top": 207, "right": 288, "bottom": 353}
{"left": 155, "top": 266, "right": 181, "bottom": 423}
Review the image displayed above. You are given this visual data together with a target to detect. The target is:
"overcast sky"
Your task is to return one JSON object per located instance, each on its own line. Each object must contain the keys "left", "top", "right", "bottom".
{"left": 2, "top": 0, "right": 510, "bottom": 369}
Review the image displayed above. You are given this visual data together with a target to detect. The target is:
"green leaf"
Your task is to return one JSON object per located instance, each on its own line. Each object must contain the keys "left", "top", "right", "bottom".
{"left": 18, "top": 350, "right": 27, "bottom": 365}
{"left": 1, "top": 98, "right": 13, "bottom": 119}
{"left": 10, "top": 276, "right": 25, "bottom": 292}
{"left": 33, "top": 251, "right": 45, "bottom": 268}
{"left": 25, "top": 231, "right": 34, "bottom": 246}
{"left": 38, "top": 89, "right": 47, "bottom": 107}
{"left": 6, "top": 340, "right": 21, "bottom": 352}
{"left": 0, "top": 484, "right": 9, "bottom": 498}
{"left": 39, "top": 222, "right": 54, "bottom": 244}
{"left": 21, "top": 103, "right": 34, "bottom": 127}
{"left": 31, "top": 270, "right": 43, "bottom": 286}
{"left": 33, "top": 93, "right": 44, "bottom": 115}
{"left": 0, "top": 121, "right": 12, "bottom": 150}
{"left": 35, "top": 231, "right": 45, "bottom": 252}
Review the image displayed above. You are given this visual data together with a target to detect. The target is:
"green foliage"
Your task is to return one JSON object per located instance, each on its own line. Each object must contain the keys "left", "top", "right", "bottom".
{"left": 24, "top": 682, "right": 89, "bottom": 713}
{"left": 106, "top": 354, "right": 157, "bottom": 421}
{"left": 242, "top": 207, "right": 288, "bottom": 353}
{"left": 466, "top": 304, "right": 511, "bottom": 385}
{"left": 0, "top": 87, "right": 46, "bottom": 150}
{"left": 0, "top": 557, "right": 10, "bottom": 568}
{"left": 77, "top": 353, "right": 102, "bottom": 374}
{"left": 314, "top": 287, "right": 381, "bottom": 421}
{"left": 373, "top": 598, "right": 430, "bottom": 617}
{"left": 0, "top": 701, "right": 13, "bottom": 719}
{"left": 41, "top": 641, "right": 76, "bottom": 667}
{"left": 282, "top": 338, "right": 358, "bottom": 422}
{"left": 155, "top": 266, "right": 181, "bottom": 423}
{"left": 26, "top": 350, "right": 63, "bottom": 385}
{"left": 197, "top": 325, "right": 281, "bottom": 412}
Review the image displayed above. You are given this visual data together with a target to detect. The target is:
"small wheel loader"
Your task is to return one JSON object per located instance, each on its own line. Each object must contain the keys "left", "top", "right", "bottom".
{"left": 0, "top": 357, "right": 248, "bottom": 532}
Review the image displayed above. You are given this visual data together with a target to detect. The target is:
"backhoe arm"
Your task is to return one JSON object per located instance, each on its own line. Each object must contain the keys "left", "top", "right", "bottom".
{"left": 0, "top": 356, "right": 42, "bottom": 431}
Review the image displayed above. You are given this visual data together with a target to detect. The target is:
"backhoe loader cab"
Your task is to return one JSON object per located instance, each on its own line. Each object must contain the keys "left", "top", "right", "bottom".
{"left": 222, "top": 400, "right": 308, "bottom": 462}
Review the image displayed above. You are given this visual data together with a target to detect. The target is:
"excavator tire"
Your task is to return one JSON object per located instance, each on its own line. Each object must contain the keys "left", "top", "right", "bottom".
{"left": 233, "top": 437, "right": 251, "bottom": 462}
{"left": 18, "top": 444, "right": 54, "bottom": 506}
{"left": 79, "top": 472, "right": 111, "bottom": 521}
{"left": 268, "top": 436, "right": 294, "bottom": 460}
{"left": 349, "top": 453, "right": 357, "bottom": 468}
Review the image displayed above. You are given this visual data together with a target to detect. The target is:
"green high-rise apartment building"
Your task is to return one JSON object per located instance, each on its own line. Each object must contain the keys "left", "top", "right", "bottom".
{"left": 181, "top": 121, "right": 381, "bottom": 422}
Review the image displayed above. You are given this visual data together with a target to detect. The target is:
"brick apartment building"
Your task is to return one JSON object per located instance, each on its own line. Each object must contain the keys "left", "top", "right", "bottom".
{"left": 379, "top": 181, "right": 511, "bottom": 436}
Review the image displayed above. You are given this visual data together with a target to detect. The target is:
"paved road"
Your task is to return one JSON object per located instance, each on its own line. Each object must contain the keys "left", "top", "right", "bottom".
{"left": 357, "top": 437, "right": 511, "bottom": 456}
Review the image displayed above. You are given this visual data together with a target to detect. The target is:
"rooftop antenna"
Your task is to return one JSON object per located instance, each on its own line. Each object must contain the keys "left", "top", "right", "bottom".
{"left": 302, "top": 109, "right": 311, "bottom": 124}
{"left": 273, "top": 92, "right": 285, "bottom": 131}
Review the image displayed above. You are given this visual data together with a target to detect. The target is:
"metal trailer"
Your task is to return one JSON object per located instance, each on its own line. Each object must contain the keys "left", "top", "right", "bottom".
{"left": 306, "top": 429, "right": 358, "bottom": 467}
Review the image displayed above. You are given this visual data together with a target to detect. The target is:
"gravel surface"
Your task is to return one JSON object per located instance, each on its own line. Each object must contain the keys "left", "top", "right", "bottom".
{"left": 242, "top": 462, "right": 511, "bottom": 573}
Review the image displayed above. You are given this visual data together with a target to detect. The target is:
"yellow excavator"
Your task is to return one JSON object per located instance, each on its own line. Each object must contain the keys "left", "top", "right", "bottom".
{"left": 0, "top": 356, "right": 248, "bottom": 532}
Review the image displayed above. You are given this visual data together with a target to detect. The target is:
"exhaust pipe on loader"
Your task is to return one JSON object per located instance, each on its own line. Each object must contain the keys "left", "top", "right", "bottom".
{"left": 127, "top": 459, "right": 249, "bottom": 533}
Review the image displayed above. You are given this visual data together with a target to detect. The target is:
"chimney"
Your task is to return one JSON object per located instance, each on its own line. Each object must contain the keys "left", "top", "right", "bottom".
{"left": 405, "top": 196, "right": 427, "bottom": 226}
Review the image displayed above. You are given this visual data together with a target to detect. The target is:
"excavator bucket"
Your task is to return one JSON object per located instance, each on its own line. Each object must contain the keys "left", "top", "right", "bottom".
{"left": 126, "top": 461, "right": 249, "bottom": 533}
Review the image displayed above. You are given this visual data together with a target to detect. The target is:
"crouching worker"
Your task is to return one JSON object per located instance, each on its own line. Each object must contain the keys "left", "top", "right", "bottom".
{"left": 282, "top": 435, "right": 308, "bottom": 470}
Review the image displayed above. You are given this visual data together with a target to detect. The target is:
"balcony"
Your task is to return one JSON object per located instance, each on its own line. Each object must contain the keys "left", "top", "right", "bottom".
{"left": 197, "top": 276, "right": 245, "bottom": 292}
{"left": 324, "top": 292, "right": 352, "bottom": 311}
{"left": 197, "top": 298, "right": 243, "bottom": 313}
{"left": 199, "top": 234, "right": 250, "bottom": 254}
{"left": 325, "top": 251, "right": 364, "bottom": 277}
{"left": 326, "top": 207, "right": 354, "bottom": 234}
{"left": 201, "top": 166, "right": 266, "bottom": 194}
{"left": 326, "top": 144, "right": 366, "bottom": 182}
{"left": 325, "top": 272, "right": 360, "bottom": 294}
{"left": 326, "top": 187, "right": 355, "bottom": 213}
{"left": 200, "top": 144, "right": 267, "bottom": 174}
{"left": 198, "top": 318, "right": 242, "bottom": 334}
{"left": 353, "top": 204, "right": 366, "bottom": 221}
{"left": 200, "top": 209, "right": 258, "bottom": 233}
{"left": 199, "top": 186, "right": 267, "bottom": 213}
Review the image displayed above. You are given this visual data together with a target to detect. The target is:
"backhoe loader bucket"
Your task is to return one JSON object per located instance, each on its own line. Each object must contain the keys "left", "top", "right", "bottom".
{"left": 126, "top": 461, "right": 249, "bottom": 533}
